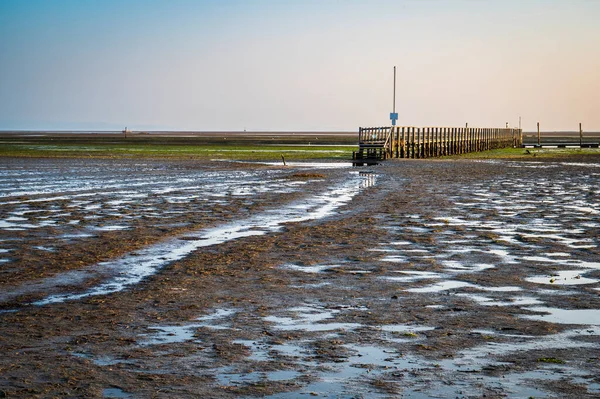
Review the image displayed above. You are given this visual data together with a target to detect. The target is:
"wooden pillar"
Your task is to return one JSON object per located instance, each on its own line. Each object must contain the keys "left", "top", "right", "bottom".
{"left": 410, "top": 127, "right": 415, "bottom": 158}
{"left": 422, "top": 127, "right": 426, "bottom": 158}
{"left": 416, "top": 128, "right": 420, "bottom": 159}
{"left": 421, "top": 127, "right": 425, "bottom": 158}
{"left": 426, "top": 127, "right": 431, "bottom": 157}
{"left": 483, "top": 128, "right": 487, "bottom": 151}
{"left": 482, "top": 128, "right": 486, "bottom": 151}
{"left": 520, "top": 128, "right": 523, "bottom": 147}
{"left": 417, "top": 127, "right": 425, "bottom": 159}
{"left": 411, "top": 127, "right": 416, "bottom": 159}
{"left": 442, "top": 127, "right": 446, "bottom": 156}
{"left": 454, "top": 127, "right": 458, "bottom": 155}
{"left": 414, "top": 127, "right": 418, "bottom": 159}
{"left": 418, "top": 127, "right": 423, "bottom": 158}
{"left": 428, "top": 127, "right": 432, "bottom": 157}
{"left": 400, "top": 127, "right": 405, "bottom": 158}
{"left": 394, "top": 127, "right": 399, "bottom": 158}
{"left": 468, "top": 127, "right": 472, "bottom": 152}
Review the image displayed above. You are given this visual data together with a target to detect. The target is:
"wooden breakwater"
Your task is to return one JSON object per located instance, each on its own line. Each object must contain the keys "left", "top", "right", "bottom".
{"left": 353, "top": 126, "right": 523, "bottom": 163}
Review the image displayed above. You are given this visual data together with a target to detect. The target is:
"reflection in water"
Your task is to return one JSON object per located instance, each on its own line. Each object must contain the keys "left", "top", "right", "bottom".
{"left": 32, "top": 171, "right": 376, "bottom": 306}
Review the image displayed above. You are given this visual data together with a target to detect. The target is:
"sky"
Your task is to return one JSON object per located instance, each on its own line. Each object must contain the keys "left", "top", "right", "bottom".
{"left": 1, "top": 0, "right": 599, "bottom": 132}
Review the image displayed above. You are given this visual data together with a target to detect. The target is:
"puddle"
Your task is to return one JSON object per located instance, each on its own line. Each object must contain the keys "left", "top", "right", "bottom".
{"left": 72, "top": 352, "right": 130, "bottom": 366}
{"left": 380, "top": 255, "right": 408, "bottom": 263}
{"left": 526, "top": 270, "right": 599, "bottom": 285}
{"left": 379, "top": 324, "right": 435, "bottom": 333}
{"left": 521, "top": 307, "right": 600, "bottom": 325}
{"left": 141, "top": 309, "right": 236, "bottom": 345}
{"left": 264, "top": 306, "right": 362, "bottom": 332}
{"left": 406, "top": 280, "right": 475, "bottom": 293}
{"left": 103, "top": 387, "right": 132, "bottom": 398}
{"left": 0, "top": 220, "right": 39, "bottom": 230}
{"left": 441, "top": 260, "right": 495, "bottom": 273}
{"left": 382, "top": 271, "right": 442, "bottom": 283}
{"left": 217, "top": 369, "right": 301, "bottom": 386}
{"left": 457, "top": 294, "right": 543, "bottom": 307}
{"left": 282, "top": 263, "right": 339, "bottom": 273}
{"left": 406, "top": 281, "right": 523, "bottom": 294}
{"left": 32, "top": 172, "right": 373, "bottom": 306}
{"left": 257, "top": 161, "right": 354, "bottom": 169}
{"left": 95, "top": 225, "right": 130, "bottom": 231}
{"left": 266, "top": 344, "right": 423, "bottom": 399}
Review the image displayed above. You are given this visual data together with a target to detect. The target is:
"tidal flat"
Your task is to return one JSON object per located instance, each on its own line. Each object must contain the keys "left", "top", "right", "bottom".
{"left": 1, "top": 155, "right": 600, "bottom": 398}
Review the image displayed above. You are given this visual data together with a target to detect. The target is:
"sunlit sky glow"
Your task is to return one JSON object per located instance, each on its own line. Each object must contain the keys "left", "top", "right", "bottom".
{"left": 1, "top": 0, "right": 598, "bottom": 131}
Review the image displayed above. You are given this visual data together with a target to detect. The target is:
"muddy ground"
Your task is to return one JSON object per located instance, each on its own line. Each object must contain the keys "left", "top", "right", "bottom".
{"left": 1, "top": 156, "right": 600, "bottom": 398}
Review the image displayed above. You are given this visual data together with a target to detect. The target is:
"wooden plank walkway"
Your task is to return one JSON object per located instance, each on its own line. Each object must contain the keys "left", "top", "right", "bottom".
{"left": 353, "top": 126, "right": 523, "bottom": 164}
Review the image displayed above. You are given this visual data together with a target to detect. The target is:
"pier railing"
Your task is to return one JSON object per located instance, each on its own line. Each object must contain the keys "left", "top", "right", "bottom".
{"left": 354, "top": 126, "right": 522, "bottom": 162}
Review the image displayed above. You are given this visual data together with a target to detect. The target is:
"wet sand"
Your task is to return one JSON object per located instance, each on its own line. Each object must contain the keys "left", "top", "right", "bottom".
{"left": 1, "top": 156, "right": 600, "bottom": 398}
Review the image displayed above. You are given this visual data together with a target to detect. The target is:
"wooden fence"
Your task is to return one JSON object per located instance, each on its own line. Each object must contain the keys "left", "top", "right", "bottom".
{"left": 354, "top": 126, "right": 522, "bottom": 162}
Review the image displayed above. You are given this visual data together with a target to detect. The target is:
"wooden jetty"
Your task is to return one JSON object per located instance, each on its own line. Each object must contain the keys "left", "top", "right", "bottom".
{"left": 353, "top": 126, "right": 523, "bottom": 164}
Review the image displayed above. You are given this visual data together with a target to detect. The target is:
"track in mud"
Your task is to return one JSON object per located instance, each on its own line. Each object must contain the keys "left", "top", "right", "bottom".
{"left": 1, "top": 157, "right": 599, "bottom": 398}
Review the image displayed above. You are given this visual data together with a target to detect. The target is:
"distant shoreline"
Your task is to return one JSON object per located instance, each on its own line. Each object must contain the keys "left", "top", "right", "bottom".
{"left": 1, "top": 130, "right": 598, "bottom": 137}
{"left": 0, "top": 130, "right": 357, "bottom": 138}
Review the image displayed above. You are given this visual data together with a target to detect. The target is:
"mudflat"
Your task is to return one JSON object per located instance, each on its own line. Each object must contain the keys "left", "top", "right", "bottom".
{"left": 1, "top": 155, "right": 599, "bottom": 398}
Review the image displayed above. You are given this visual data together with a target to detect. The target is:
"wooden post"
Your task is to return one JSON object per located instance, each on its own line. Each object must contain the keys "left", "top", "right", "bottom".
{"left": 537, "top": 122, "right": 540, "bottom": 146}
{"left": 425, "top": 128, "right": 429, "bottom": 158}
{"left": 401, "top": 127, "right": 406, "bottom": 158}
{"left": 417, "top": 128, "right": 421, "bottom": 158}
{"left": 580, "top": 123, "right": 583, "bottom": 147}
{"left": 453, "top": 127, "right": 457, "bottom": 155}
{"left": 442, "top": 127, "right": 446, "bottom": 156}
{"left": 468, "top": 127, "right": 472, "bottom": 152}
{"left": 413, "top": 127, "right": 418, "bottom": 159}
{"left": 426, "top": 127, "right": 430, "bottom": 157}
{"left": 425, "top": 127, "right": 428, "bottom": 158}
{"left": 420, "top": 128, "right": 424, "bottom": 158}
{"left": 410, "top": 127, "right": 415, "bottom": 159}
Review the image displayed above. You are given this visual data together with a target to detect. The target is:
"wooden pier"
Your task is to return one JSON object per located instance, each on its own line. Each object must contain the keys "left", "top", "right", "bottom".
{"left": 353, "top": 126, "right": 523, "bottom": 164}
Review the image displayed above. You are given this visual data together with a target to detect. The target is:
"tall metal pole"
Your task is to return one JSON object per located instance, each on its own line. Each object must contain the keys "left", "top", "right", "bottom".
{"left": 393, "top": 66, "right": 396, "bottom": 114}
{"left": 390, "top": 66, "right": 398, "bottom": 126}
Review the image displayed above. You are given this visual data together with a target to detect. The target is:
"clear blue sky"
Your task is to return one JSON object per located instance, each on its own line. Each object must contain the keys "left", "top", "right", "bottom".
{"left": 1, "top": 0, "right": 598, "bottom": 131}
